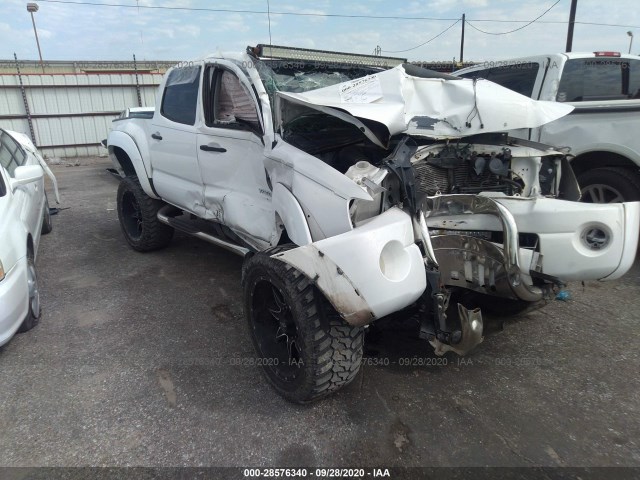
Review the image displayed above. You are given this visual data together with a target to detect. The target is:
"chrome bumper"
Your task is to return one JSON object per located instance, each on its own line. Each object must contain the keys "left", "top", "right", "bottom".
{"left": 419, "top": 195, "right": 546, "bottom": 302}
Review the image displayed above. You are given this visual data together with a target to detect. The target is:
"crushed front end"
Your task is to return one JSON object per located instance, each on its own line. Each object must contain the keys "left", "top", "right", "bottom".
{"left": 264, "top": 61, "right": 639, "bottom": 357}
{"left": 276, "top": 133, "right": 639, "bottom": 357}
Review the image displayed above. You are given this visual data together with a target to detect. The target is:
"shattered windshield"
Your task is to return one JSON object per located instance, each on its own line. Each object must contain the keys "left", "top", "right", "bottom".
{"left": 255, "top": 59, "right": 382, "bottom": 97}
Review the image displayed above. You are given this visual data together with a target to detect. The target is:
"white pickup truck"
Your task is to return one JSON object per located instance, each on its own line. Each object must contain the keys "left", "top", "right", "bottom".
{"left": 455, "top": 51, "right": 640, "bottom": 203}
{"left": 106, "top": 45, "right": 639, "bottom": 403}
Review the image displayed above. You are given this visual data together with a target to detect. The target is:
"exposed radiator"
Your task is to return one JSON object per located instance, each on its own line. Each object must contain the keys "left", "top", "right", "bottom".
{"left": 413, "top": 160, "right": 509, "bottom": 196}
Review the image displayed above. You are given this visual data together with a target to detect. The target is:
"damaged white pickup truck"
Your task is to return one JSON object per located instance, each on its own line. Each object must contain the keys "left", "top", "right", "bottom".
{"left": 107, "top": 45, "right": 639, "bottom": 403}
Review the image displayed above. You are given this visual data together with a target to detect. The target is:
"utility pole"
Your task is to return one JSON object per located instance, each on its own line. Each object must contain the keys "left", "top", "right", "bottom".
{"left": 27, "top": 3, "right": 45, "bottom": 74}
{"left": 460, "top": 13, "right": 466, "bottom": 65}
{"left": 565, "top": 0, "right": 578, "bottom": 52}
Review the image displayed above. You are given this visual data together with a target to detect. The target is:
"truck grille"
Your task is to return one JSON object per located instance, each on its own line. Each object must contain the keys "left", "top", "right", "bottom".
{"left": 413, "top": 161, "right": 509, "bottom": 196}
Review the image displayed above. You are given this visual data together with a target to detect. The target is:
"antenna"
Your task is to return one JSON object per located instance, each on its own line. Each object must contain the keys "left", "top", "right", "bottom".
{"left": 266, "top": 0, "right": 273, "bottom": 52}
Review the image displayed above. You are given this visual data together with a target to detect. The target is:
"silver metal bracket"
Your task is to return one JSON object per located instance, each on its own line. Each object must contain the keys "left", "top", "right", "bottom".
{"left": 430, "top": 303, "right": 484, "bottom": 356}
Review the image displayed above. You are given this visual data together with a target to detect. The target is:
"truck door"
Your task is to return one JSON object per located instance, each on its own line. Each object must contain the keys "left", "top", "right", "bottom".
{"left": 196, "top": 64, "right": 275, "bottom": 245}
{"left": 149, "top": 65, "right": 205, "bottom": 215}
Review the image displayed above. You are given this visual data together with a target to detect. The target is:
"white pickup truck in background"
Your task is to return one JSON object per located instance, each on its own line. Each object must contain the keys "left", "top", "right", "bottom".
{"left": 455, "top": 52, "right": 640, "bottom": 203}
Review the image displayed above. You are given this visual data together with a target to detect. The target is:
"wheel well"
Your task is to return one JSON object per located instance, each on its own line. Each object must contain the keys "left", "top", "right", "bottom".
{"left": 112, "top": 146, "right": 136, "bottom": 177}
{"left": 570, "top": 151, "right": 640, "bottom": 177}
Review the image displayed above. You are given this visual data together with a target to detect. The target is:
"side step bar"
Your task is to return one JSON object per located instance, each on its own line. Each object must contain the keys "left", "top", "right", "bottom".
{"left": 157, "top": 206, "right": 249, "bottom": 257}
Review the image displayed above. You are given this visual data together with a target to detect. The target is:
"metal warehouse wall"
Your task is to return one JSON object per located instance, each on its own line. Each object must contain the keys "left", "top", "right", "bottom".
{"left": 0, "top": 71, "right": 164, "bottom": 158}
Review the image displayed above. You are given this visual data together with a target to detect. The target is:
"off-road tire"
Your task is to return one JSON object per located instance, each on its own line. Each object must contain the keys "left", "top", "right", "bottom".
{"left": 41, "top": 194, "right": 53, "bottom": 234}
{"left": 117, "top": 176, "right": 174, "bottom": 252}
{"left": 578, "top": 167, "right": 640, "bottom": 203}
{"left": 18, "top": 250, "right": 41, "bottom": 333}
{"left": 242, "top": 245, "right": 364, "bottom": 403}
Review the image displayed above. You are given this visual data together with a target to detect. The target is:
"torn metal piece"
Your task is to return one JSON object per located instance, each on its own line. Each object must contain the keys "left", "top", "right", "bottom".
{"left": 272, "top": 245, "right": 373, "bottom": 326}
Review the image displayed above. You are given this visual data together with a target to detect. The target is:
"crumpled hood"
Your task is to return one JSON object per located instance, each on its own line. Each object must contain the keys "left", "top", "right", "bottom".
{"left": 277, "top": 64, "right": 573, "bottom": 145}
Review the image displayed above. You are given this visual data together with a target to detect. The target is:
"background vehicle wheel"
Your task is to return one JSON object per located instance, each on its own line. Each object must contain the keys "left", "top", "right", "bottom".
{"left": 117, "top": 176, "right": 174, "bottom": 252}
{"left": 578, "top": 167, "right": 640, "bottom": 203}
{"left": 41, "top": 194, "right": 53, "bottom": 234}
{"left": 18, "top": 251, "right": 41, "bottom": 333}
{"left": 242, "top": 246, "right": 364, "bottom": 403}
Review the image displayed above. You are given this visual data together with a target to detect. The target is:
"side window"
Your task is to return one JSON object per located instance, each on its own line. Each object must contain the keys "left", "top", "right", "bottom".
{"left": 557, "top": 58, "right": 640, "bottom": 102}
{"left": 0, "top": 131, "right": 26, "bottom": 178}
{"left": 160, "top": 65, "right": 201, "bottom": 125}
{"left": 203, "top": 67, "right": 261, "bottom": 132}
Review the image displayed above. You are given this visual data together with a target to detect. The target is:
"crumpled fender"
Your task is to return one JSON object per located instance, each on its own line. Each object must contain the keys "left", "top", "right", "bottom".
{"left": 272, "top": 207, "right": 426, "bottom": 326}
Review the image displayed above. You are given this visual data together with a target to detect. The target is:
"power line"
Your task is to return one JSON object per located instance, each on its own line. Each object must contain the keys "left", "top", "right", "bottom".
{"left": 33, "top": 0, "right": 640, "bottom": 29}
{"left": 466, "top": 0, "right": 561, "bottom": 35}
{"left": 36, "top": 0, "right": 460, "bottom": 20}
{"left": 382, "top": 20, "right": 461, "bottom": 53}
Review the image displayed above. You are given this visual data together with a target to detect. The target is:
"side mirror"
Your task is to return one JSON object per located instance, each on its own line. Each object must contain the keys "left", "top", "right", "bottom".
{"left": 10, "top": 164, "right": 44, "bottom": 191}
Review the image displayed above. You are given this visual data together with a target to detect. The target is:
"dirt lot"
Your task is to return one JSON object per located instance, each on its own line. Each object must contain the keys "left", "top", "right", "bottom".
{"left": 1, "top": 159, "right": 639, "bottom": 473}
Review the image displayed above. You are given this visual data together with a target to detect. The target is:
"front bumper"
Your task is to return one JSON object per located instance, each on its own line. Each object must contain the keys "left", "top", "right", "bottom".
{"left": 274, "top": 196, "right": 639, "bottom": 326}
{"left": 425, "top": 195, "right": 640, "bottom": 299}
{"left": 0, "top": 257, "right": 29, "bottom": 346}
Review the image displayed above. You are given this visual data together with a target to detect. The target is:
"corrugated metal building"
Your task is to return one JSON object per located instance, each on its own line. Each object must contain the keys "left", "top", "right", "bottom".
{"left": 0, "top": 60, "right": 175, "bottom": 157}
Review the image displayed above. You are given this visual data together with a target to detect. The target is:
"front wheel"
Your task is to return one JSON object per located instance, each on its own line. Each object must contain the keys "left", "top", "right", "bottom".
{"left": 578, "top": 167, "right": 640, "bottom": 203}
{"left": 116, "top": 176, "right": 174, "bottom": 252}
{"left": 242, "top": 246, "right": 364, "bottom": 403}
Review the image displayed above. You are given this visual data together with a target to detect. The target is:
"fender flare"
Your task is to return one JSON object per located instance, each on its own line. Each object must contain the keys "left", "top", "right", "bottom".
{"left": 271, "top": 183, "right": 312, "bottom": 246}
{"left": 107, "top": 130, "right": 158, "bottom": 199}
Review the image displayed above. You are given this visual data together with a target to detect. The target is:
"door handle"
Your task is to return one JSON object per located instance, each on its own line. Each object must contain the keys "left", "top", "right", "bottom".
{"left": 151, "top": 133, "right": 163, "bottom": 140}
{"left": 200, "top": 145, "right": 227, "bottom": 153}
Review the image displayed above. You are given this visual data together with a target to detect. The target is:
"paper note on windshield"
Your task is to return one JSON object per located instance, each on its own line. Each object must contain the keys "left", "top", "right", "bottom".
{"left": 339, "top": 75, "right": 383, "bottom": 103}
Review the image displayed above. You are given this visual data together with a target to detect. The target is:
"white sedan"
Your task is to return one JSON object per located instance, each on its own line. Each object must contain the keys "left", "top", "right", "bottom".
{"left": 0, "top": 128, "right": 58, "bottom": 346}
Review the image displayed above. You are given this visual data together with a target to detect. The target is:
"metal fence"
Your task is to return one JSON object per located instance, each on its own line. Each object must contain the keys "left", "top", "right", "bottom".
{"left": 0, "top": 63, "right": 165, "bottom": 158}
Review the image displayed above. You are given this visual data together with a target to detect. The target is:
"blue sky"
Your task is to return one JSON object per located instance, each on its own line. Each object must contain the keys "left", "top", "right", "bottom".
{"left": 2, "top": 0, "right": 639, "bottom": 62}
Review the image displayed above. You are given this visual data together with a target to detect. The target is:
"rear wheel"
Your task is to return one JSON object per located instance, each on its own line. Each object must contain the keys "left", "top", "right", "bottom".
{"left": 578, "top": 167, "right": 640, "bottom": 203}
{"left": 117, "top": 176, "right": 174, "bottom": 252}
{"left": 242, "top": 246, "right": 364, "bottom": 403}
{"left": 18, "top": 251, "right": 41, "bottom": 333}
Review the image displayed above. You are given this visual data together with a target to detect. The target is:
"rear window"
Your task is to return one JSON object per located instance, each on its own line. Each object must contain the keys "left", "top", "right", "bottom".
{"left": 557, "top": 58, "right": 640, "bottom": 102}
{"left": 458, "top": 63, "right": 539, "bottom": 97}
{"left": 160, "top": 66, "right": 201, "bottom": 125}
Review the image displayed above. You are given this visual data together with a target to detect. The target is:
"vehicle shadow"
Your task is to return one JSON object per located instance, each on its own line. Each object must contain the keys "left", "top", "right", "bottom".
{"left": 362, "top": 307, "right": 517, "bottom": 372}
